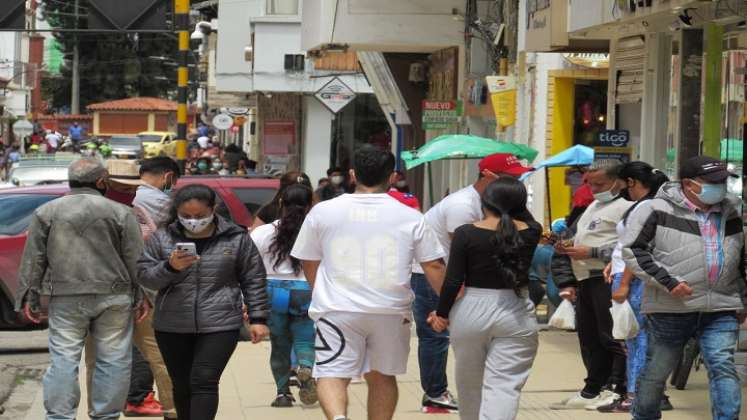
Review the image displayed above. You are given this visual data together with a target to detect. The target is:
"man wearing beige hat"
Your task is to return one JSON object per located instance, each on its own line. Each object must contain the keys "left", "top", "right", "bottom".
{"left": 84, "top": 159, "right": 176, "bottom": 418}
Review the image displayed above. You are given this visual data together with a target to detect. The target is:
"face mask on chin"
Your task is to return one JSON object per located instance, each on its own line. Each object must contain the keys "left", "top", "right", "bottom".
{"left": 162, "top": 174, "right": 174, "bottom": 194}
{"left": 395, "top": 180, "right": 407, "bottom": 188}
{"left": 593, "top": 185, "right": 619, "bottom": 203}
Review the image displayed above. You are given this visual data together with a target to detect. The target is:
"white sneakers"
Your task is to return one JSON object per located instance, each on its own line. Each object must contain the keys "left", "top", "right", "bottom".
{"left": 550, "top": 390, "right": 620, "bottom": 410}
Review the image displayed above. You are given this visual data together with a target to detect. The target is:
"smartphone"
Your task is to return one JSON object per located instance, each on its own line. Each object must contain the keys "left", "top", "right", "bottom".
{"left": 176, "top": 242, "right": 197, "bottom": 256}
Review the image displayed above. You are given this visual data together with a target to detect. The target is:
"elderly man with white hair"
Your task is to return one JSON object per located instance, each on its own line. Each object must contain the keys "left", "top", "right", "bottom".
{"left": 16, "top": 158, "right": 147, "bottom": 420}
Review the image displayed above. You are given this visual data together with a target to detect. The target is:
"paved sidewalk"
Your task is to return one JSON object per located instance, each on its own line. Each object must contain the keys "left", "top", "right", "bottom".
{"left": 25, "top": 330, "right": 745, "bottom": 419}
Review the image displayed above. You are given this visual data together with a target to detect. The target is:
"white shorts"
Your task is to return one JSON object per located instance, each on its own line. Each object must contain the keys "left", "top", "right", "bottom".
{"left": 313, "top": 311, "right": 411, "bottom": 379}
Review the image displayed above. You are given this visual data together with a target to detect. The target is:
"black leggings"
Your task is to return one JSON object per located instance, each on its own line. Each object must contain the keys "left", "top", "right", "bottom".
{"left": 155, "top": 330, "right": 239, "bottom": 420}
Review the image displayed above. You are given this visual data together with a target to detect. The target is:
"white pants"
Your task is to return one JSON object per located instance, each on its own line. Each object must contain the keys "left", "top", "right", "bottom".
{"left": 450, "top": 288, "right": 539, "bottom": 420}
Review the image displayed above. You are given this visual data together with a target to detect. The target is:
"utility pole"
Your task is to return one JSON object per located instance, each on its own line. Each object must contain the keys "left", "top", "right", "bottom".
{"left": 175, "top": 0, "right": 189, "bottom": 170}
{"left": 71, "top": 0, "right": 80, "bottom": 114}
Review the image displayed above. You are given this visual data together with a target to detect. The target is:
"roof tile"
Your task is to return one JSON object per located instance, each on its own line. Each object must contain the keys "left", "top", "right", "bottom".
{"left": 87, "top": 97, "right": 177, "bottom": 112}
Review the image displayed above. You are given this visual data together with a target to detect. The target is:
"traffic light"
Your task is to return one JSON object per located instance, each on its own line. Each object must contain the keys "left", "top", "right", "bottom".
{"left": 87, "top": 0, "right": 171, "bottom": 31}
{"left": 0, "top": 0, "right": 26, "bottom": 30}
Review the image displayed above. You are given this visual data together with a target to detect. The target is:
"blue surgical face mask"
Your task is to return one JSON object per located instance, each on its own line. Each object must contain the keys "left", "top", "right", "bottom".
{"left": 593, "top": 185, "right": 619, "bottom": 203}
{"left": 692, "top": 181, "right": 726, "bottom": 205}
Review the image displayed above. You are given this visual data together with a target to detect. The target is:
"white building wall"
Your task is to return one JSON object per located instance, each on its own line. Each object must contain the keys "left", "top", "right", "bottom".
{"left": 216, "top": 0, "right": 258, "bottom": 92}
{"left": 302, "top": 96, "right": 333, "bottom": 184}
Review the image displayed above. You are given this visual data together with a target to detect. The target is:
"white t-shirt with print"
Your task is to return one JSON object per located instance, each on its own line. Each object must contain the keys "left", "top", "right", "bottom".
{"left": 251, "top": 220, "right": 306, "bottom": 281}
{"left": 424, "top": 185, "right": 483, "bottom": 264}
{"left": 291, "top": 193, "right": 445, "bottom": 320}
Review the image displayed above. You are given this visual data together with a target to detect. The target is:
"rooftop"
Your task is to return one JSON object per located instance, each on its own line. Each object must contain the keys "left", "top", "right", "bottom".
{"left": 87, "top": 97, "right": 177, "bottom": 112}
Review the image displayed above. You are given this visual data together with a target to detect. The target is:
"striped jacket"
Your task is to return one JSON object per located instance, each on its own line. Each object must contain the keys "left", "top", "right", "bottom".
{"left": 621, "top": 182, "right": 746, "bottom": 314}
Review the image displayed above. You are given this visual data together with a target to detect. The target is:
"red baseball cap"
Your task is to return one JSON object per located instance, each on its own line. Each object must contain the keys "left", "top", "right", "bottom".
{"left": 478, "top": 153, "right": 532, "bottom": 177}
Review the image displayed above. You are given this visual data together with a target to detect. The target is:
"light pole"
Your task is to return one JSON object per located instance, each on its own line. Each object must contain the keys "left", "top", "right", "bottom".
{"left": 175, "top": 0, "right": 190, "bottom": 171}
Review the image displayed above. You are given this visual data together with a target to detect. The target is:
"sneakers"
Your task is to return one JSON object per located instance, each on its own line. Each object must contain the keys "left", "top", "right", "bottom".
{"left": 297, "top": 367, "right": 318, "bottom": 405}
{"left": 585, "top": 390, "right": 620, "bottom": 410}
{"left": 288, "top": 369, "right": 300, "bottom": 388}
{"left": 550, "top": 391, "right": 617, "bottom": 410}
{"left": 124, "top": 393, "right": 163, "bottom": 417}
{"left": 422, "top": 391, "right": 459, "bottom": 414}
{"left": 597, "top": 396, "right": 633, "bottom": 413}
{"left": 271, "top": 393, "right": 296, "bottom": 408}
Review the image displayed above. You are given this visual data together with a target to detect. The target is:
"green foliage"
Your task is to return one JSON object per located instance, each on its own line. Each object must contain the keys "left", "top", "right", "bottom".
{"left": 40, "top": 0, "right": 177, "bottom": 112}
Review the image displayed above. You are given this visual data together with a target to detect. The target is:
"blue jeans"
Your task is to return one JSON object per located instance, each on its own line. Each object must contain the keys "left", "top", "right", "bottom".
{"left": 411, "top": 273, "right": 449, "bottom": 398}
{"left": 633, "top": 311, "right": 741, "bottom": 420}
{"left": 44, "top": 294, "right": 134, "bottom": 420}
{"left": 267, "top": 280, "right": 315, "bottom": 394}
{"left": 611, "top": 273, "right": 647, "bottom": 394}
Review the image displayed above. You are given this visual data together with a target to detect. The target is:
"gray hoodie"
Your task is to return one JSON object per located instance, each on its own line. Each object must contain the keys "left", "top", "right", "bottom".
{"left": 621, "top": 182, "right": 746, "bottom": 314}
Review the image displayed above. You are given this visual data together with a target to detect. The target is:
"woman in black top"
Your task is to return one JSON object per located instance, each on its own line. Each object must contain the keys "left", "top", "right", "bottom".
{"left": 429, "top": 177, "right": 541, "bottom": 420}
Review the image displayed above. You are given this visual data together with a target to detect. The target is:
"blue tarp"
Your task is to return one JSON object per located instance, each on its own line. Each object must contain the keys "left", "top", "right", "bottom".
{"left": 520, "top": 145, "right": 595, "bottom": 181}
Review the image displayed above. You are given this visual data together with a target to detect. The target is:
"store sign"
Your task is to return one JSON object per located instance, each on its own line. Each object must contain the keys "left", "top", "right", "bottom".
{"left": 212, "top": 114, "right": 234, "bottom": 131}
{"left": 486, "top": 76, "right": 517, "bottom": 127}
{"left": 12, "top": 119, "right": 33, "bottom": 137}
{"left": 562, "top": 53, "right": 610, "bottom": 69}
{"left": 262, "top": 120, "right": 296, "bottom": 155}
{"left": 595, "top": 130, "right": 631, "bottom": 162}
{"left": 315, "top": 77, "right": 356, "bottom": 114}
{"left": 422, "top": 100, "right": 461, "bottom": 130}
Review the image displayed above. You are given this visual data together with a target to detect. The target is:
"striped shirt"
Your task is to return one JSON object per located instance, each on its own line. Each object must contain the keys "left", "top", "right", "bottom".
{"left": 685, "top": 199, "right": 723, "bottom": 284}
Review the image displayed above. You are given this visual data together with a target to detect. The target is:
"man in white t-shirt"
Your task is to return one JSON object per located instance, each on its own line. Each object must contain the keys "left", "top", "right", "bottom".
{"left": 45, "top": 130, "right": 60, "bottom": 152}
{"left": 291, "top": 146, "right": 446, "bottom": 420}
{"left": 412, "top": 153, "right": 533, "bottom": 413}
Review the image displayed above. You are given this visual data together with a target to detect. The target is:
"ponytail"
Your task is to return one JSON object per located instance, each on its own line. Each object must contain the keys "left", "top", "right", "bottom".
{"left": 268, "top": 184, "right": 313, "bottom": 275}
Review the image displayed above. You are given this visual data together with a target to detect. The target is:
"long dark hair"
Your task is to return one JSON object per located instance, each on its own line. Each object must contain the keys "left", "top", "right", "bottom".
{"left": 269, "top": 171, "right": 311, "bottom": 206}
{"left": 619, "top": 161, "right": 669, "bottom": 224}
{"left": 481, "top": 177, "right": 529, "bottom": 293}
{"left": 268, "top": 184, "right": 313, "bottom": 275}
{"left": 168, "top": 184, "right": 217, "bottom": 225}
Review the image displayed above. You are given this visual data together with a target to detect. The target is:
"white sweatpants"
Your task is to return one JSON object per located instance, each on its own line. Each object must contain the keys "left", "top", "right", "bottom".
{"left": 450, "top": 288, "right": 539, "bottom": 420}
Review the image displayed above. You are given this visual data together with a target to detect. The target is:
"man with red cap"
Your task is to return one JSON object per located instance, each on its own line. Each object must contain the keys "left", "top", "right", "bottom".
{"left": 412, "top": 153, "right": 533, "bottom": 413}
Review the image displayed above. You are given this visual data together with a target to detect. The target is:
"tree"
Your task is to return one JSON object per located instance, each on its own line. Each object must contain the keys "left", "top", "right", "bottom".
{"left": 40, "top": 0, "right": 177, "bottom": 113}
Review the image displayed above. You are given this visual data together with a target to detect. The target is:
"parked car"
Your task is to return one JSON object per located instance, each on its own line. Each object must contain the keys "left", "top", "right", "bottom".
{"left": 0, "top": 175, "right": 278, "bottom": 329}
{"left": 6, "top": 162, "right": 70, "bottom": 187}
{"left": 139, "top": 131, "right": 177, "bottom": 159}
{"left": 109, "top": 136, "right": 144, "bottom": 160}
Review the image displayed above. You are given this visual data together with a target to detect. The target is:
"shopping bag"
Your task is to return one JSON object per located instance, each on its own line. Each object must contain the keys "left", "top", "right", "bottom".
{"left": 610, "top": 300, "right": 640, "bottom": 340}
{"left": 548, "top": 299, "right": 576, "bottom": 330}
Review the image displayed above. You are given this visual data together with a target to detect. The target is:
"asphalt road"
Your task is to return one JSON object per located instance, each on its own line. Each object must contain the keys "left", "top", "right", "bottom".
{"left": 0, "top": 330, "right": 48, "bottom": 418}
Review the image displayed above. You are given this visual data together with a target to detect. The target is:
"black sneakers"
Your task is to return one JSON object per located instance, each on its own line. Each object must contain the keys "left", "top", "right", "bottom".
{"left": 271, "top": 393, "right": 295, "bottom": 408}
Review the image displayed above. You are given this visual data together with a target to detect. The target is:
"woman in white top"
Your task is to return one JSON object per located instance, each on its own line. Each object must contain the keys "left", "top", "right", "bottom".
{"left": 250, "top": 184, "right": 317, "bottom": 408}
{"left": 600, "top": 161, "right": 669, "bottom": 413}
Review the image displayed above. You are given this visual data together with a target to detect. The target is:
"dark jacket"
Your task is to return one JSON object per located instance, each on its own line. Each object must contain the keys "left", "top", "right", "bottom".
{"left": 16, "top": 188, "right": 143, "bottom": 311}
{"left": 137, "top": 216, "right": 269, "bottom": 333}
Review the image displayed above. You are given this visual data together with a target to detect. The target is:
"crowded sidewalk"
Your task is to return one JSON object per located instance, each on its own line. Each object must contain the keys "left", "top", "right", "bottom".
{"left": 23, "top": 329, "right": 742, "bottom": 420}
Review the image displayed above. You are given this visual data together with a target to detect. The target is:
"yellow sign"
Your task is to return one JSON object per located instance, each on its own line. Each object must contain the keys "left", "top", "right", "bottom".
{"left": 486, "top": 76, "right": 517, "bottom": 127}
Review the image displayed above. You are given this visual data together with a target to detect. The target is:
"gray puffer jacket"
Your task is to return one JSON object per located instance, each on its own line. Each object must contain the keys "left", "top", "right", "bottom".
{"left": 137, "top": 216, "right": 269, "bottom": 333}
{"left": 621, "top": 182, "right": 747, "bottom": 314}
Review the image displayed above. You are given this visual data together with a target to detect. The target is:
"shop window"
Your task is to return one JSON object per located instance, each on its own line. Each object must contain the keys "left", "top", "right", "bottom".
{"left": 330, "top": 94, "right": 390, "bottom": 170}
{"left": 572, "top": 80, "right": 608, "bottom": 147}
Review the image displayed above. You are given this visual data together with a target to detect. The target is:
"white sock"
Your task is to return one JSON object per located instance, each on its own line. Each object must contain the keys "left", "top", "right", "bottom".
{"left": 333, "top": 416, "right": 348, "bottom": 420}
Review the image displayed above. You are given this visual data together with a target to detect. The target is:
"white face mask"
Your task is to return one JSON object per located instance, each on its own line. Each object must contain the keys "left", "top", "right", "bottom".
{"left": 395, "top": 180, "right": 407, "bottom": 188}
{"left": 593, "top": 185, "right": 619, "bottom": 203}
{"left": 331, "top": 175, "right": 344, "bottom": 185}
{"left": 179, "top": 214, "right": 214, "bottom": 234}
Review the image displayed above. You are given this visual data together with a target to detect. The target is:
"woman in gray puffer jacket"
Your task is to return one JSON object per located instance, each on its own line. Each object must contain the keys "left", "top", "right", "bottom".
{"left": 137, "top": 184, "right": 269, "bottom": 420}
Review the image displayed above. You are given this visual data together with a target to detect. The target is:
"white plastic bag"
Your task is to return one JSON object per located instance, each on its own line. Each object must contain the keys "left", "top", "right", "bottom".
{"left": 610, "top": 300, "right": 640, "bottom": 340}
{"left": 549, "top": 299, "right": 576, "bottom": 330}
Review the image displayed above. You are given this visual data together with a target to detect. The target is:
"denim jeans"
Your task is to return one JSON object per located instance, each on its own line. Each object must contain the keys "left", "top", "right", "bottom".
{"left": 44, "top": 294, "right": 134, "bottom": 420}
{"left": 633, "top": 311, "right": 741, "bottom": 420}
{"left": 411, "top": 273, "right": 449, "bottom": 398}
{"left": 267, "top": 280, "right": 315, "bottom": 394}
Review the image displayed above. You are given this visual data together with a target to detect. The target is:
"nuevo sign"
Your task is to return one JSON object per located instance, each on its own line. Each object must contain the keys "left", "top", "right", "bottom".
{"left": 421, "top": 100, "right": 462, "bottom": 130}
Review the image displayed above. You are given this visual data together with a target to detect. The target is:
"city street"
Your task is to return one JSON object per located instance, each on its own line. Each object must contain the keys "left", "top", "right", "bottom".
{"left": 11, "top": 329, "right": 745, "bottom": 420}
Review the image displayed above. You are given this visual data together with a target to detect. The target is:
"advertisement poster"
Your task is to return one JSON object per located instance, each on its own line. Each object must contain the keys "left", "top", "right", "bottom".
{"left": 262, "top": 120, "right": 295, "bottom": 155}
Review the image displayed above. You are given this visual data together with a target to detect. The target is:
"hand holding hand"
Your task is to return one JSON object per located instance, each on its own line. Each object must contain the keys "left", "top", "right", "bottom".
{"left": 169, "top": 250, "right": 199, "bottom": 271}
{"left": 670, "top": 282, "right": 693, "bottom": 299}
{"left": 427, "top": 311, "right": 449, "bottom": 333}
{"left": 135, "top": 300, "right": 150, "bottom": 323}
{"left": 249, "top": 324, "right": 270, "bottom": 344}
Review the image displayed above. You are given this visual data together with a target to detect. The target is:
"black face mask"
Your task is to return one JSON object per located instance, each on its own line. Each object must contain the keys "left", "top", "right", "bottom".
{"left": 619, "top": 187, "right": 631, "bottom": 201}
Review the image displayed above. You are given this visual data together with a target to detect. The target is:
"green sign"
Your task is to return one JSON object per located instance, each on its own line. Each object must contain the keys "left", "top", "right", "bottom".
{"left": 422, "top": 100, "right": 462, "bottom": 130}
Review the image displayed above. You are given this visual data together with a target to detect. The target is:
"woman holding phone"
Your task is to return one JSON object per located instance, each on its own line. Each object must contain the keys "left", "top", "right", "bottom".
{"left": 137, "top": 184, "right": 270, "bottom": 420}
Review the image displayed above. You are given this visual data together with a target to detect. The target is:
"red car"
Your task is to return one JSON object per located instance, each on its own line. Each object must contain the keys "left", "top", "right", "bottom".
{"left": 0, "top": 176, "right": 278, "bottom": 329}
